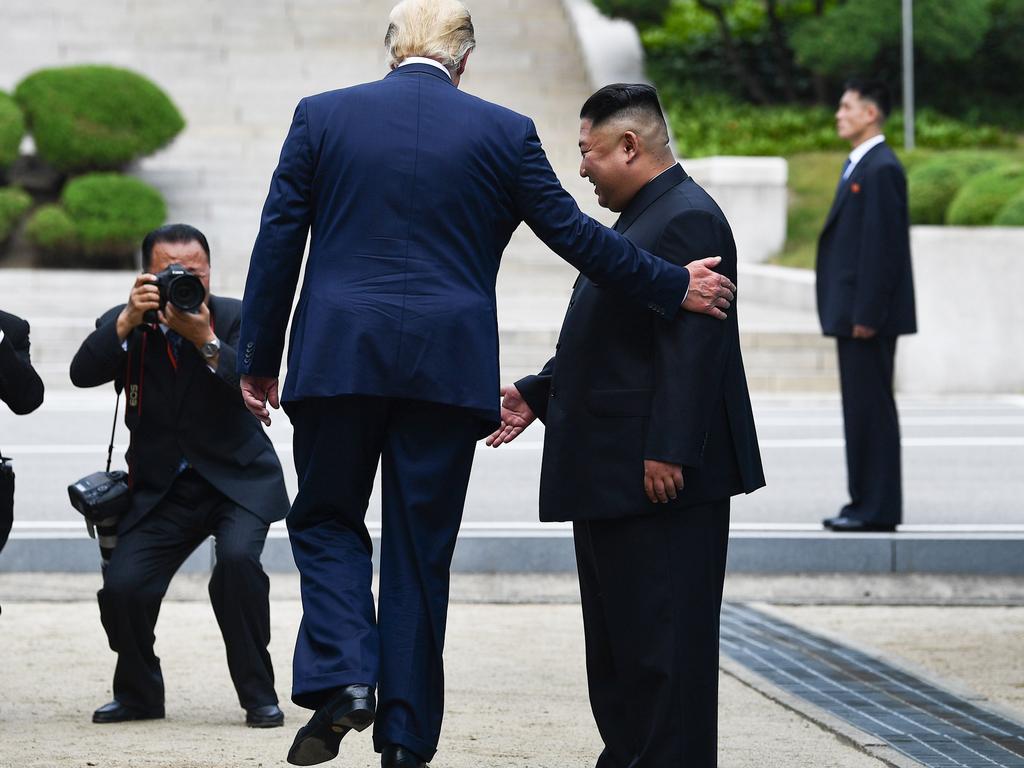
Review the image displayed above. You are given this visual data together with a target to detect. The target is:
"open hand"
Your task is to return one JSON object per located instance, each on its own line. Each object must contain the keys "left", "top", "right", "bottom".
{"left": 682, "top": 257, "right": 735, "bottom": 320}
{"left": 644, "top": 459, "right": 684, "bottom": 503}
{"left": 486, "top": 384, "right": 537, "bottom": 447}
{"left": 240, "top": 375, "right": 280, "bottom": 426}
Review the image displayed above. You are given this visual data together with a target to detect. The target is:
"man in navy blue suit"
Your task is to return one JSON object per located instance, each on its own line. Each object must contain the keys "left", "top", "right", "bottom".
{"left": 816, "top": 79, "right": 916, "bottom": 533}
{"left": 238, "top": 1, "right": 737, "bottom": 765}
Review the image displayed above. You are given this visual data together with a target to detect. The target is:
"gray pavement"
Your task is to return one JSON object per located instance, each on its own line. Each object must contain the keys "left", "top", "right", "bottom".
{"left": 4, "top": 391, "right": 1023, "bottom": 528}
{"left": 1, "top": 574, "right": 1022, "bottom": 767}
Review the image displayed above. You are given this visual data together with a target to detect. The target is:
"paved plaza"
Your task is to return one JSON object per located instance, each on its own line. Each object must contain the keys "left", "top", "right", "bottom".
{"left": 1, "top": 574, "right": 1022, "bottom": 768}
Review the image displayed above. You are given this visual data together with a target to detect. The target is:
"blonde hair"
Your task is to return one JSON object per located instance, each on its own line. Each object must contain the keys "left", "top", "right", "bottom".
{"left": 385, "top": 0, "right": 476, "bottom": 75}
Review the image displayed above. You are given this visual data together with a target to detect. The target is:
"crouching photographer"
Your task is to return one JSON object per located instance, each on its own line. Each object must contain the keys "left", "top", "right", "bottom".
{"left": 69, "top": 224, "right": 289, "bottom": 728}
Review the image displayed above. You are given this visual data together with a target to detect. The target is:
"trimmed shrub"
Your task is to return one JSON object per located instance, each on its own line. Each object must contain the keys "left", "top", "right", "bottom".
{"left": 993, "top": 189, "right": 1024, "bottom": 226}
{"left": 25, "top": 204, "right": 80, "bottom": 262}
{"left": 15, "top": 65, "right": 184, "bottom": 174}
{"left": 947, "top": 164, "right": 1024, "bottom": 225}
{"left": 0, "top": 92, "right": 25, "bottom": 170}
{"left": 62, "top": 173, "right": 166, "bottom": 264}
{"left": 908, "top": 152, "right": 1007, "bottom": 224}
{"left": 0, "top": 187, "right": 32, "bottom": 243}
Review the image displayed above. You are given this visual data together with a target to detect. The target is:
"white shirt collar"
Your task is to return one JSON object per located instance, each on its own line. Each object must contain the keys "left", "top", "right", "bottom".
{"left": 396, "top": 57, "right": 452, "bottom": 80}
{"left": 847, "top": 134, "right": 886, "bottom": 171}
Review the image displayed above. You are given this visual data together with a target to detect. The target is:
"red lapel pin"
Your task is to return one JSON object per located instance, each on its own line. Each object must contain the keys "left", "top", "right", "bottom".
{"left": 851, "top": 182, "right": 861, "bottom": 193}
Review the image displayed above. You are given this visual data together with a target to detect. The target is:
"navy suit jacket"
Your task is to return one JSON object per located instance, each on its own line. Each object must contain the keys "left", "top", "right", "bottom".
{"left": 0, "top": 310, "right": 45, "bottom": 415}
{"left": 70, "top": 297, "right": 290, "bottom": 534}
{"left": 516, "top": 166, "right": 764, "bottom": 520}
{"left": 239, "top": 64, "right": 690, "bottom": 432}
{"left": 816, "top": 142, "right": 917, "bottom": 337}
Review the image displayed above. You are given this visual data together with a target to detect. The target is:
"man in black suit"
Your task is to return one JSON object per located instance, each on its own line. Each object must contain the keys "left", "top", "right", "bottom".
{"left": 70, "top": 224, "right": 289, "bottom": 728}
{"left": 0, "top": 309, "right": 45, "bottom": 553}
{"left": 817, "top": 79, "right": 916, "bottom": 533}
{"left": 488, "top": 84, "right": 765, "bottom": 768}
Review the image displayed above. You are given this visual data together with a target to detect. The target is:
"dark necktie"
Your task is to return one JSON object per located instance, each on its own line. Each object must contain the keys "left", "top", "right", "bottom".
{"left": 838, "top": 158, "right": 852, "bottom": 189}
{"left": 165, "top": 329, "right": 184, "bottom": 362}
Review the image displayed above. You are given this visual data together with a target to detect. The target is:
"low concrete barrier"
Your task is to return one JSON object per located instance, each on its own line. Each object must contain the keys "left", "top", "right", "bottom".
{"left": 898, "top": 226, "right": 1024, "bottom": 394}
{"left": 6, "top": 522, "right": 1024, "bottom": 576}
{"left": 685, "top": 156, "right": 789, "bottom": 264}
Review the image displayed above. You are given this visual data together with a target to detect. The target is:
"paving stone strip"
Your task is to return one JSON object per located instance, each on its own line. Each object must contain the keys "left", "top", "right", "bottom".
{"left": 720, "top": 602, "right": 1024, "bottom": 767}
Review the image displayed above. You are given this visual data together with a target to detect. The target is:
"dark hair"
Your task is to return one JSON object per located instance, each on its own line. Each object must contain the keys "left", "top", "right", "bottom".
{"left": 580, "top": 83, "right": 668, "bottom": 132}
{"left": 844, "top": 78, "right": 892, "bottom": 120}
{"left": 141, "top": 223, "right": 211, "bottom": 270}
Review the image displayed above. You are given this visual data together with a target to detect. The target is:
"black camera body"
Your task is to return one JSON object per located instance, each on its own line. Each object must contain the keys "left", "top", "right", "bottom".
{"left": 142, "top": 263, "right": 206, "bottom": 324}
{"left": 68, "top": 470, "right": 131, "bottom": 525}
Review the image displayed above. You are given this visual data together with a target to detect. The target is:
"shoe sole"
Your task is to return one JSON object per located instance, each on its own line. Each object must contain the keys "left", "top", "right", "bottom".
{"left": 286, "top": 699, "right": 374, "bottom": 766}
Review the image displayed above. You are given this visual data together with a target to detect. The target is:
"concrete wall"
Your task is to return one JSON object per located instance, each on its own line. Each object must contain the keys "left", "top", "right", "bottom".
{"left": 897, "top": 226, "right": 1024, "bottom": 394}
{"left": 685, "top": 156, "right": 789, "bottom": 264}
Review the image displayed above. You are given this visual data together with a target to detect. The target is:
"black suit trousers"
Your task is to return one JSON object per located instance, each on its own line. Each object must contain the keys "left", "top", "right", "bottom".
{"left": 97, "top": 469, "right": 276, "bottom": 711}
{"left": 837, "top": 336, "right": 902, "bottom": 525}
{"left": 574, "top": 499, "right": 731, "bottom": 768}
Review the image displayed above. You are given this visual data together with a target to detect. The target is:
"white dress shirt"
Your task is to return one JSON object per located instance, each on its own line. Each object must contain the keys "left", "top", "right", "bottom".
{"left": 843, "top": 134, "right": 886, "bottom": 180}
{"left": 396, "top": 57, "right": 451, "bottom": 80}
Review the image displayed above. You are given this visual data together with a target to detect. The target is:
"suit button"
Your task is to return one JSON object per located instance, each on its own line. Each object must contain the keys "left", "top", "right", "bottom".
{"left": 550, "top": 388, "right": 556, "bottom": 398}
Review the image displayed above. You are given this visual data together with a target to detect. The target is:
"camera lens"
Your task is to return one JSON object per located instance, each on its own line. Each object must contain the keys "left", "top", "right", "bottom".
{"left": 167, "top": 274, "right": 205, "bottom": 312}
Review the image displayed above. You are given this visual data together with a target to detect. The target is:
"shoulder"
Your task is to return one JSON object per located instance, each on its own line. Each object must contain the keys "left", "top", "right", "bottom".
{"left": 210, "top": 295, "right": 241, "bottom": 323}
{"left": 662, "top": 182, "right": 732, "bottom": 239}
{"left": 0, "top": 310, "right": 29, "bottom": 339}
{"left": 865, "top": 144, "right": 905, "bottom": 178}
{"left": 97, "top": 304, "right": 127, "bottom": 326}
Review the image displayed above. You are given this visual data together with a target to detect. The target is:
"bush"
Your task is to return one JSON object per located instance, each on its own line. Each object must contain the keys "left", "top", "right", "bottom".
{"left": 15, "top": 65, "right": 185, "bottom": 174}
{"left": 0, "top": 92, "right": 25, "bottom": 171}
{"left": 0, "top": 187, "right": 32, "bottom": 243}
{"left": 662, "top": 88, "right": 1016, "bottom": 157}
{"left": 947, "top": 165, "right": 1024, "bottom": 225}
{"left": 993, "top": 189, "right": 1024, "bottom": 226}
{"left": 25, "top": 204, "right": 80, "bottom": 261}
{"left": 908, "top": 152, "right": 1007, "bottom": 224}
{"left": 62, "top": 173, "right": 166, "bottom": 263}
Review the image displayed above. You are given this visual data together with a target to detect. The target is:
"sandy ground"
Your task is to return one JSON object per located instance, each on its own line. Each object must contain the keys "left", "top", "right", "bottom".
{"left": 0, "top": 592, "right": 889, "bottom": 768}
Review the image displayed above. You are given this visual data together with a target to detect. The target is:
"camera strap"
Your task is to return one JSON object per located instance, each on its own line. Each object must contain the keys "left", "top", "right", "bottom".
{"left": 86, "top": 388, "right": 121, "bottom": 542}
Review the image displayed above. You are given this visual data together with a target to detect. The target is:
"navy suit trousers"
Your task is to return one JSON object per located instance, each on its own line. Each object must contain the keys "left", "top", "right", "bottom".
{"left": 286, "top": 395, "right": 479, "bottom": 762}
{"left": 837, "top": 336, "right": 902, "bottom": 525}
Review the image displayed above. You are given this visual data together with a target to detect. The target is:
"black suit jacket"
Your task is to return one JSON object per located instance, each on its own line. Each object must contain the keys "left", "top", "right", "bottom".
{"left": 516, "top": 165, "right": 765, "bottom": 521}
{"left": 0, "top": 310, "right": 45, "bottom": 415}
{"left": 816, "top": 142, "right": 917, "bottom": 337}
{"left": 70, "top": 296, "right": 289, "bottom": 534}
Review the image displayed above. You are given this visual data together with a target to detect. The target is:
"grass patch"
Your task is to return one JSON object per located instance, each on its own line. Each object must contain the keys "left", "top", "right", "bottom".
{"left": 774, "top": 147, "right": 1024, "bottom": 270}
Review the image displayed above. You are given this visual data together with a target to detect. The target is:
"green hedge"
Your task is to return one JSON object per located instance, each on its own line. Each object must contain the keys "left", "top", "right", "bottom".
{"left": 993, "top": 189, "right": 1024, "bottom": 226}
{"left": 62, "top": 173, "right": 166, "bottom": 261}
{"left": 662, "top": 89, "right": 1017, "bottom": 157}
{"left": 0, "top": 187, "right": 32, "bottom": 243}
{"left": 15, "top": 65, "right": 184, "bottom": 174}
{"left": 947, "top": 165, "right": 1024, "bottom": 225}
{"left": 908, "top": 152, "right": 1007, "bottom": 224}
{"left": 0, "top": 92, "right": 25, "bottom": 171}
{"left": 25, "top": 204, "right": 80, "bottom": 260}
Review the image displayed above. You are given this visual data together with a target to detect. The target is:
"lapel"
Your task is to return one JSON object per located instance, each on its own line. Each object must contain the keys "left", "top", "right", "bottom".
{"left": 384, "top": 63, "right": 456, "bottom": 88}
{"left": 613, "top": 163, "right": 688, "bottom": 235}
{"left": 822, "top": 142, "right": 886, "bottom": 232}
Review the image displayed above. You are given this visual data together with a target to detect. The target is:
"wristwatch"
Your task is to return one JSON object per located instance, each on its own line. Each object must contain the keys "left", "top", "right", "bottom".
{"left": 199, "top": 337, "right": 222, "bottom": 360}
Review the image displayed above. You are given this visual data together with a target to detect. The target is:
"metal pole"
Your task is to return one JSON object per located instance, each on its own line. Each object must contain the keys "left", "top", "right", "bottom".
{"left": 902, "top": 0, "right": 915, "bottom": 151}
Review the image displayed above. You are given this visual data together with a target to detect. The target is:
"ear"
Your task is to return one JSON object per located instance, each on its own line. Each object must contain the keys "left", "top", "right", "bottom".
{"left": 622, "top": 131, "right": 639, "bottom": 162}
{"left": 456, "top": 50, "right": 471, "bottom": 77}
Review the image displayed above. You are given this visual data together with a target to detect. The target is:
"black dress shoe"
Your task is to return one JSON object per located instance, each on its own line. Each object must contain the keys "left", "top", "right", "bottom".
{"left": 286, "top": 684, "right": 375, "bottom": 766}
{"left": 92, "top": 700, "right": 165, "bottom": 723}
{"left": 246, "top": 703, "right": 285, "bottom": 728}
{"left": 823, "top": 515, "right": 896, "bottom": 533}
{"left": 381, "top": 744, "right": 428, "bottom": 768}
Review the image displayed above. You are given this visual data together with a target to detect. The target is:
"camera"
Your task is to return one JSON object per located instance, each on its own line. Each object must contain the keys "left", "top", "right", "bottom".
{"left": 142, "top": 263, "right": 206, "bottom": 323}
